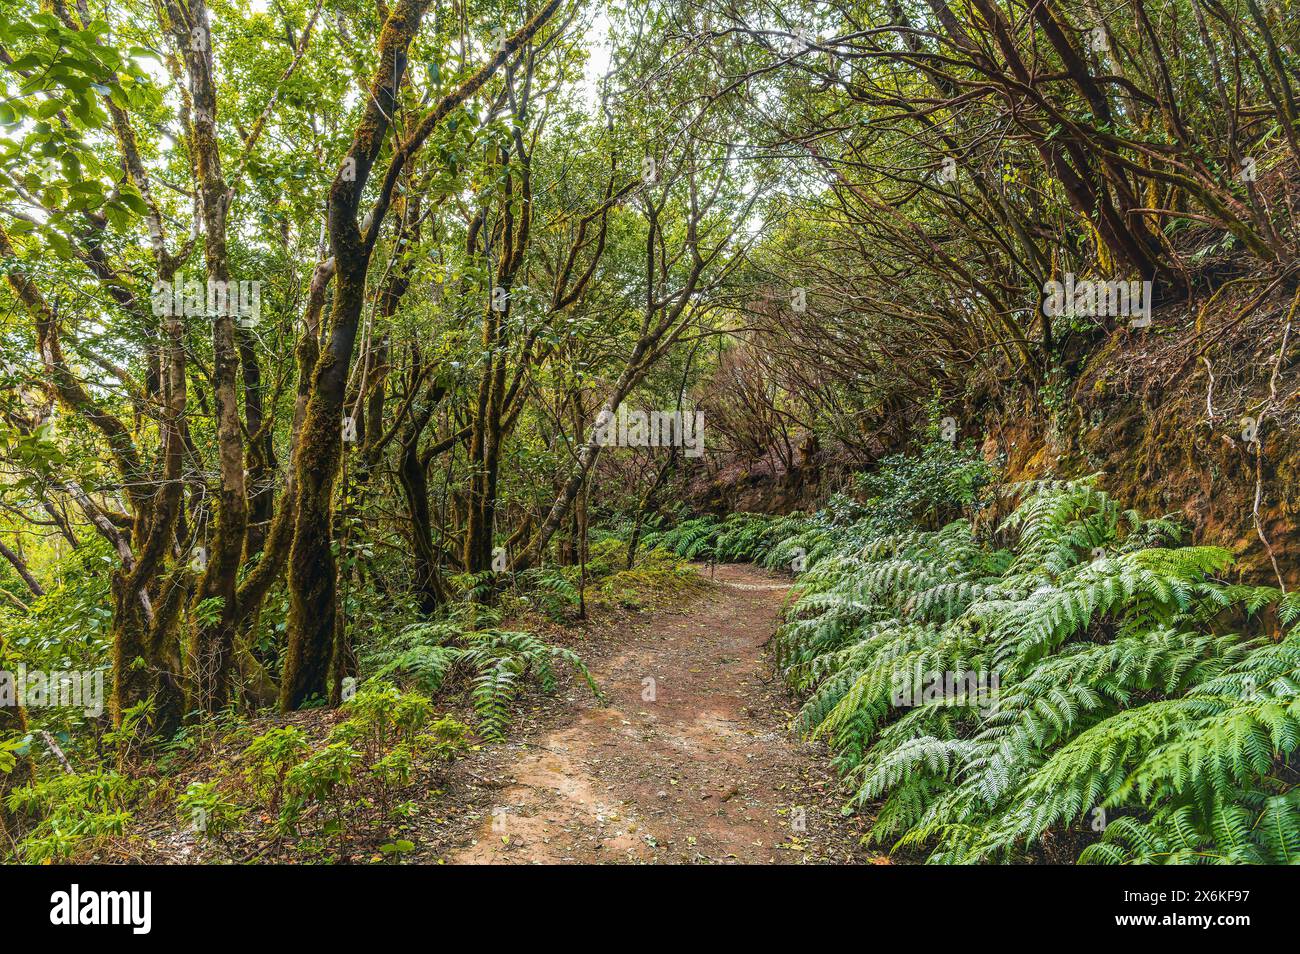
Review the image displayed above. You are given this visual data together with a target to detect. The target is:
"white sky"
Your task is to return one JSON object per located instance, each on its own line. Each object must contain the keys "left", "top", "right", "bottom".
{"left": 581, "top": 7, "right": 613, "bottom": 106}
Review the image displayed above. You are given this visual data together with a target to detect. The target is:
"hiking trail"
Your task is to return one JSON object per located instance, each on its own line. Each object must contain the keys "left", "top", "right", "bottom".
{"left": 443, "top": 563, "right": 875, "bottom": 864}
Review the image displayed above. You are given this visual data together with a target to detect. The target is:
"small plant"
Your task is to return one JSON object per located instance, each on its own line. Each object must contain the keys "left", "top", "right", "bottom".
{"left": 513, "top": 567, "right": 580, "bottom": 620}
{"left": 377, "top": 838, "right": 415, "bottom": 864}
{"left": 332, "top": 681, "right": 436, "bottom": 761}
{"left": 369, "top": 744, "right": 414, "bottom": 790}
{"left": 392, "top": 689, "right": 434, "bottom": 745}
{"left": 4, "top": 770, "right": 145, "bottom": 863}
{"left": 853, "top": 438, "right": 995, "bottom": 533}
{"left": 370, "top": 626, "right": 599, "bottom": 742}
{"left": 177, "top": 781, "right": 245, "bottom": 841}
{"left": 280, "top": 742, "right": 362, "bottom": 839}
{"left": 417, "top": 716, "right": 471, "bottom": 762}
{"left": 369, "top": 744, "right": 413, "bottom": 816}
{"left": 242, "top": 726, "right": 311, "bottom": 812}
{"left": 640, "top": 515, "right": 722, "bottom": 560}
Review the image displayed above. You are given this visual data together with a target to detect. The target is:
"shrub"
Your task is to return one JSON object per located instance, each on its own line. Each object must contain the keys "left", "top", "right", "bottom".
{"left": 336, "top": 682, "right": 432, "bottom": 761}
{"left": 177, "top": 781, "right": 245, "bottom": 841}
{"left": 242, "top": 726, "right": 310, "bottom": 812}
{"left": 4, "top": 769, "right": 145, "bottom": 862}
{"left": 853, "top": 438, "right": 995, "bottom": 533}
{"left": 280, "top": 742, "right": 362, "bottom": 837}
{"left": 228, "top": 688, "right": 469, "bottom": 844}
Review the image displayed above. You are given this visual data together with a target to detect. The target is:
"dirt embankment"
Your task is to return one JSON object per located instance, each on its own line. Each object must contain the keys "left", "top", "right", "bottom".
{"left": 988, "top": 276, "right": 1300, "bottom": 587}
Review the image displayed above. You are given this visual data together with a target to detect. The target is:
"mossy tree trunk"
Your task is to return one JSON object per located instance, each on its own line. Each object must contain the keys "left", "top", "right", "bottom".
{"left": 281, "top": 0, "right": 564, "bottom": 708}
{"left": 398, "top": 382, "right": 451, "bottom": 614}
{"left": 165, "top": 0, "right": 249, "bottom": 714}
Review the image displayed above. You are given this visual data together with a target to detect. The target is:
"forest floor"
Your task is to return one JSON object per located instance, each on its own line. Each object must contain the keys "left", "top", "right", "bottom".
{"left": 427, "top": 563, "right": 877, "bottom": 864}
{"left": 107, "top": 563, "right": 877, "bottom": 864}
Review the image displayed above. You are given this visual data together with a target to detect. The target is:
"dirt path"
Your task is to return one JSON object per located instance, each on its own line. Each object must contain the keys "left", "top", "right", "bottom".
{"left": 446, "top": 564, "right": 874, "bottom": 864}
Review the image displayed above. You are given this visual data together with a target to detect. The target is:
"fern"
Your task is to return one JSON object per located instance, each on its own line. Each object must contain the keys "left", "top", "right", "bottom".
{"left": 758, "top": 477, "right": 1296, "bottom": 864}
{"left": 370, "top": 623, "right": 600, "bottom": 742}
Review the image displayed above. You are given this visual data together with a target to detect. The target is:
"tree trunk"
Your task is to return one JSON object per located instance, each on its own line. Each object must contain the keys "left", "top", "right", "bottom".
{"left": 278, "top": 0, "right": 562, "bottom": 708}
{"left": 281, "top": 0, "right": 434, "bottom": 709}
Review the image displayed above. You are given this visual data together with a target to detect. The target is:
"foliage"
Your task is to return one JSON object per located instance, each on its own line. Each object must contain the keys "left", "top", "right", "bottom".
{"left": 3, "top": 769, "right": 146, "bottom": 863}
{"left": 158, "top": 684, "right": 474, "bottom": 852}
{"left": 370, "top": 622, "right": 599, "bottom": 742}
{"left": 765, "top": 478, "right": 1294, "bottom": 864}
{"left": 0, "top": 737, "right": 24, "bottom": 775}
{"left": 177, "top": 781, "right": 245, "bottom": 842}
{"left": 854, "top": 439, "right": 996, "bottom": 534}
{"left": 512, "top": 567, "right": 582, "bottom": 621}
{"left": 336, "top": 682, "right": 433, "bottom": 760}
{"left": 241, "top": 726, "right": 311, "bottom": 812}
{"left": 0, "top": 0, "right": 1295, "bottom": 870}
{"left": 279, "top": 742, "right": 362, "bottom": 837}
{"left": 639, "top": 511, "right": 807, "bottom": 564}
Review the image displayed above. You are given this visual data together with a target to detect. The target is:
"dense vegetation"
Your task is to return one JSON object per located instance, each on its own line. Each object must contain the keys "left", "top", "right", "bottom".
{"left": 1, "top": 0, "right": 1297, "bottom": 864}
{"left": 648, "top": 460, "right": 1300, "bottom": 864}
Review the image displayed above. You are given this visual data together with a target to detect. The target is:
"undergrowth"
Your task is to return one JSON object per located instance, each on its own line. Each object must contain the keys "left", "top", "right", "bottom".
{"left": 2, "top": 682, "right": 472, "bottom": 862}
{"left": 0, "top": 535, "right": 705, "bottom": 862}
{"left": 751, "top": 476, "right": 1300, "bottom": 863}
